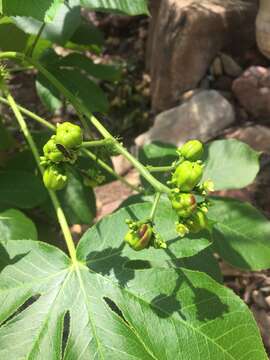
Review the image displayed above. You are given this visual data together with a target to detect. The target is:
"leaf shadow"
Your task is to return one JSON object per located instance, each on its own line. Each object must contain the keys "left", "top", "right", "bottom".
{"left": 150, "top": 247, "right": 228, "bottom": 322}
{"left": 86, "top": 242, "right": 135, "bottom": 287}
{"left": 0, "top": 243, "right": 29, "bottom": 273}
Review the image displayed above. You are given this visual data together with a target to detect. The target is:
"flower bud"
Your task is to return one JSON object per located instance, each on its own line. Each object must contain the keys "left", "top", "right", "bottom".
{"left": 170, "top": 193, "right": 197, "bottom": 218}
{"left": 171, "top": 161, "right": 203, "bottom": 192}
{"left": 178, "top": 140, "right": 204, "bottom": 161}
{"left": 124, "top": 223, "right": 153, "bottom": 251}
{"left": 187, "top": 209, "right": 209, "bottom": 233}
{"left": 43, "top": 165, "right": 68, "bottom": 191}
{"left": 43, "top": 138, "right": 65, "bottom": 163}
{"left": 55, "top": 122, "right": 83, "bottom": 149}
{"left": 176, "top": 223, "right": 189, "bottom": 237}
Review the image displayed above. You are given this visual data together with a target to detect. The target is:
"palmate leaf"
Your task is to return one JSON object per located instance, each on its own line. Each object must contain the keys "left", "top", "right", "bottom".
{"left": 0, "top": 237, "right": 267, "bottom": 359}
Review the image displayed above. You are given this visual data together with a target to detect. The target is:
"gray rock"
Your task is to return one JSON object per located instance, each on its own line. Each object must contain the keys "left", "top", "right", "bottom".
{"left": 220, "top": 53, "right": 243, "bottom": 77}
{"left": 147, "top": 0, "right": 258, "bottom": 113}
{"left": 136, "top": 90, "right": 235, "bottom": 146}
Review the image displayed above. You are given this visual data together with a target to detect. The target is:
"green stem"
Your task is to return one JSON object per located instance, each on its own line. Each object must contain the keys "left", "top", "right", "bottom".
{"left": 147, "top": 165, "right": 174, "bottom": 173}
{"left": 0, "top": 52, "right": 170, "bottom": 194}
{"left": 0, "top": 96, "right": 55, "bottom": 130}
{"left": 81, "top": 148, "right": 141, "bottom": 193}
{"left": 0, "top": 96, "right": 140, "bottom": 193}
{"left": 81, "top": 139, "right": 113, "bottom": 148}
{"left": 4, "top": 87, "right": 77, "bottom": 264}
{"left": 150, "top": 192, "right": 161, "bottom": 222}
{"left": 28, "top": 23, "right": 46, "bottom": 57}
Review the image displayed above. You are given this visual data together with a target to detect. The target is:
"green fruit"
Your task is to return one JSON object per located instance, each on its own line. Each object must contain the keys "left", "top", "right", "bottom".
{"left": 43, "top": 138, "right": 65, "bottom": 163}
{"left": 187, "top": 210, "right": 208, "bottom": 233}
{"left": 124, "top": 223, "right": 153, "bottom": 251}
{"left": 170, "top": 193, "right": 196, "bottom": 218}
{"left": 178, "top": 140, "right": 204, "bottom": 161}
{"left": 43, "top": 165, "right": 67, "bottom": 191}
{"left": 172, "top": 161, "right": 203, "bottom": 191}
{"left": 55, "top": 122, "right": 83, "bottom": 149}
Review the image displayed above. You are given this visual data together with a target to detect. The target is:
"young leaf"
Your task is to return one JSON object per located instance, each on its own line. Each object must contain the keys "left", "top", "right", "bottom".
{"left": 12, "top": 4, "right": 81, "bottom": 45}
{"left": 202, "top": 139, "right": 260, "bottom": 190}
{"left": 59, "top": 53, "right": 121, "bottom": 81}
{"left": 0, "top": 240, "right": 267, "bottom": 359}
{"left": 208, "top": 197, "right": 270, "bottom": 270}
{"left": 37, "top": 50, "right": 109, "bottom": 113}
{"left": 0, "top": 171, "right": 47, "bottom": 209}
{"left": 0, "top": 209, "right": 37, "bottom": 241}
{"left": 0, "top": 0, "right": 63, "bottom": 22}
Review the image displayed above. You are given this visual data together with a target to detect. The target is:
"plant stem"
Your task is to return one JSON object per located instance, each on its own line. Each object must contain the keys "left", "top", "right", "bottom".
{"left": 0, "top": 96, "right": 55, "bottom": 130}
{"left": 81, "top": 148, "right": 141, "bottom": 193}
{"left": 0, "top": 96, "right": 140, "bottom": 192}
{"left": 150, "top": 192, "right": 161, "bottom": 222}
{"left": 4, "top": 87, "right": 77, "bottom": 264}
{"left": 147, "top": 165, "right": 174, "bottom": 173}
{"left": 0, "top": 52, "right": 171, "bottom": 194}
{"left": 28, "top": 23, "right": 46, "bottom": 57}
{"left": 81, "top": 139, "right": 113, "bottom": 148}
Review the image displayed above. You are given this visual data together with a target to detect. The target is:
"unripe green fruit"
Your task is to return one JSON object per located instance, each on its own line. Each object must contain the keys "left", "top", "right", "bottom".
{"left": 178, "top": 140, "right": 204, "bottom": 161}
{"left": 43, "top": 138, "right": 65, "bottom": 163}
{"left": 55, "top": 122, "right": 83, "bottom": 149}
{"left": 43, "top": 165, "right": 67, "bottom": 191}
{"left": 125, "top": 223, "right": 152, "bottom": 251}
{"left": 171, "top": 193, "right": 197, "bottom": 218}
{"left": 172, "top": 161, "right": 203, "bottom": 191}
{"left": 187, "top": 210, "right": 208, "bottom": 233}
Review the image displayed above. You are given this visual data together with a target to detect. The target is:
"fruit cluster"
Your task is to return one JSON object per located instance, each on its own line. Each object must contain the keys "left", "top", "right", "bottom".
{"left": 40, "top": 122, "right": 83, "bottom": 191}
{"left": 169, "top": 140, "right": 214, "bottom": 237}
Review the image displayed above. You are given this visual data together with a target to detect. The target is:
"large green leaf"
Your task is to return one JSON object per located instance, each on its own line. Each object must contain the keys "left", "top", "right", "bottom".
{"left": 0, "top": 239, "right": 266, "bottom": 359}
{"left": 0, "top": 0, "right": 63, "bottom": 22}
{"left": 12, "top": 4, "right": 81, "bottom": 45}
{"left": 0, "top": 171, "right": 47, "bottom": 209}
{"left": 79, "top": 201, "right": 212, "bottom": 264}
{"left": 202, "top": 139, "right": 260, "bottom": 190}
{"left": 0, "top": 209, "right": 37, "bottom": 241}
{"left": 208, "top": 197, "right": 270, "bottom": 270}
{"left": 73, "top": 0, "right": 149, "bottom": 15}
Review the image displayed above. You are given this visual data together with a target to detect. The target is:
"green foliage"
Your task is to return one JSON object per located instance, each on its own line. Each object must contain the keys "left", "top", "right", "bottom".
{"left": 0, "top": 239, "right": 267, "bottom": 359}
{"left": 0, "top": 171, "right": 47, "bottom": 209}
{"left": 209, "top": 197, "right": 270, "bottom": 270}
{"left": 0, "top": 209, "right": 38, "bottom": 241}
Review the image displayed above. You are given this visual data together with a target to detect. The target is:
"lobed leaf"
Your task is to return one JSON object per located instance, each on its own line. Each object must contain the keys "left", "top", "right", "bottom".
{"left": 0, "top": 238, "right": 266, "bottom": 359}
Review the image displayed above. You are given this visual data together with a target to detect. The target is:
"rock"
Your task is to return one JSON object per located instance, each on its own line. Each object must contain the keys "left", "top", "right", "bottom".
{"left": 212, "top": 76, "right": 233, "bottom": 91}
{"left": 220, "top": 53, "right": 243, "bottom": 77}
{"left": 225, "top": 124, "right": 270, "bottom": 153}
{"left": 232, "top": 66, "right": 270, "bottom": 119}
{"left": 147, "top": 0, "right": 258, "bottom": 113}
{"left": 136, "top": 90, "right": 235, "bottom": 146}
{"left": 210, "top": 57, "right": 223, "bottom": 77}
